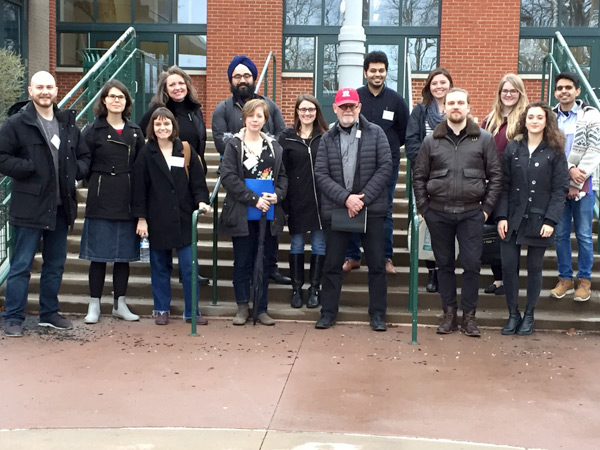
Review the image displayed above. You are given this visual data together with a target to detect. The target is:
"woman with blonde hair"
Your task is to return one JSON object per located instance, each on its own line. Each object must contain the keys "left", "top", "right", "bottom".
{"left": 481, "top": 74, "right": 529, "bottom": 296}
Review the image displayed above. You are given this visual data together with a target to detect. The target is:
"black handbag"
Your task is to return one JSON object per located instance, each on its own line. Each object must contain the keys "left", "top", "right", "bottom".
{"left": 331, "top": 207, "right": 367, "bottom": 233}
{"left": 481, "top": 223, "right": 501, "bottom": 265}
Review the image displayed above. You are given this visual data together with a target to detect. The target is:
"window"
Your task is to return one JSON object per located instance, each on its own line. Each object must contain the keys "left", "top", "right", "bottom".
{"left": 56, "top": 0, "right": 207, "bottom": 68}
{"left": 519, "top": 0, "right": 599, "bottom": 73}
{"left": 283, "top": 0, "right": 441, "bottom": 73}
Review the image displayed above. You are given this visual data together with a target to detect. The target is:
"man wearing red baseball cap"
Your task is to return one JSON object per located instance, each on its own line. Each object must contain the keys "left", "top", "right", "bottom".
{"left": 313, "top": 87, "right": 392, "bottom": 331}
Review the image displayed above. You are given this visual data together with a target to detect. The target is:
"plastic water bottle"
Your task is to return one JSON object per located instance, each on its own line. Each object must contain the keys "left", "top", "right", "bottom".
{"left": 140, "top": 237, "right": 150, "bottom": 263}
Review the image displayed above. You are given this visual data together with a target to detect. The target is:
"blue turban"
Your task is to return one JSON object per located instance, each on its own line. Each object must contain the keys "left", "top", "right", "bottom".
{"left": 227, "top": 55, "right": 258, "bottom": 82}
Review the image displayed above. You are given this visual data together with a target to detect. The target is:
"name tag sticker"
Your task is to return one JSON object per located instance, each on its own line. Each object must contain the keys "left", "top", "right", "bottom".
{"left": 564, "top": 123, "right": 577, "bottom": 135}
{"left": 356, "top": 130, "right": 362, "bottom": 139}
{"left": 169, "top": 156, "right": 185, "bottom": 168}
{"left": 382, "top": 110, "right": 394, "bottom": 121}
{"left": 51, "top": 134, "right": 61, "bottom": 149}
{"left": 244, "top": 156, "right": 259, "bottom": 170}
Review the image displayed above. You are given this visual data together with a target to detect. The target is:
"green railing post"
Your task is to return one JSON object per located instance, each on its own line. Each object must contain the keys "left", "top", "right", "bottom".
{"left": 190, "top": 209, "right": 201, "bottom": 337}
{"left": 211, "top": 193, "right": 219, "bottom": 306}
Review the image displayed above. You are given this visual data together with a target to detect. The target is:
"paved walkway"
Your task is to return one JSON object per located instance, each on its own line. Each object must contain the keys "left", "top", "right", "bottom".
{"left": 1, "top": 315, "right": 599, "bottom": 450}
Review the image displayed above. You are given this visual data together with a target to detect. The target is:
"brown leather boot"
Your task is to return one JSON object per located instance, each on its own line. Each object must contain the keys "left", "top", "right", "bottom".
{"left": 461, "top": 309, "right": 481, "bottom": 337}
{"left": 436, "top": 306, "right": 458, "bottom": 334}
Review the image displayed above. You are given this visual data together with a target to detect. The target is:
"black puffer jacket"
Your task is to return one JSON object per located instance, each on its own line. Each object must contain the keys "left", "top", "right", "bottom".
{"left": 405, "top": 102, "right": 427, "bottom": 164}
{"left": 218, "top": 130, "right": 288, "bottom": 237}
{"left": 82, "top": 117, "right": 145, "bottom": 220}
{"left": 138, "top": 97, "right": 207, "bottom": 172}
{"left": 495, "top": 139, "right": 569, "bottom": 247}
{"left": 413, "top": 118, "right": 502, "bottom": 216}
{"left": 314, "top": 115, "right": 392, "bottom": 221}
{"left": 0, "top": 101, "right": 90, "bottom": 229}
{"left": 279, "top": 126, "right": 322, "bottom": 234}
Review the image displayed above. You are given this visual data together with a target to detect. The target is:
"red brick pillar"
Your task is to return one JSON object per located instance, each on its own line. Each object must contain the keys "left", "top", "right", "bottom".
{"left": 49, "top": 1, "right": 57, "bottom": 75}
{"left": 205, "top": 0, "right": 283, "bottom": 125}
{"left": 439, "top": 0, "right": 521, "bottom": 120}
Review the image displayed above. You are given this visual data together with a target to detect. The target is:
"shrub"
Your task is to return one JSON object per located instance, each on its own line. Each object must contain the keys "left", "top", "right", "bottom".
{"left": 0, "top": 48, "right": 26, "bottom": 123}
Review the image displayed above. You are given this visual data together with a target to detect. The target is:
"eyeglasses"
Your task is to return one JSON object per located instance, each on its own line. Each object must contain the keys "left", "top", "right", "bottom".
{"left": 107, "top": 94, "right": 125, "bottom": 101}
{"left": 232, "top": 73, "right": 252, "bottom": 81}
{"left": 555, "top": 85, "right": 575, "bottom": 91}
{"left": 501, "top": 89, "right": 518, "bottom": 96}
{"left": 298, "top": 107, "right": 316, "bottom": 114}
{"left": 337, "top": 103, "right": 359, "bottom": 111}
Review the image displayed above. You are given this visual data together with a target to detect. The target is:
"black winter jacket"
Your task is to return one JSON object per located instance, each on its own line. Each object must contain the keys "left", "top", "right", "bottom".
{"left": 131, "top": 139, "right": 209, "bottom": 251}
{"left": 314, "top": 115, "right": 392, "bottom": 222}
{"left": 82, "top": 117, "right": 145, "bottom": 220}
{"left": 413, "top": 118, "right": 502, "bottom": 216}
{"left": 0, "top": 101, "right": 90, "bottom": 229}
{"left": 405, "top": 102, "right": 428, "bottom": 164}
{"left": 138, "top": 97, "right": 207, "bottom": 172}
{"left": 279, "top": 126, "right": 323, "bottom": 234}
{"left": 218, "top": 130, "right": 288, "bottom": 237}
{"left": 212, "top": 95, "right": 286, "bottom": 155}
{"left": 495, "top": 139, "right": 569, "bottom": 247}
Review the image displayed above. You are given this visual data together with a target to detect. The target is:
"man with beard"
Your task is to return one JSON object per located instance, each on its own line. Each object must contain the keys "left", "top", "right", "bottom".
{"left": 212, "top": 55, "right": 290, "bottom": 284}
{"left": 343, "top": 51, "right": 409, "bottom": 275}
{"left": 0, "top": 71, "right": 90, "bottom": 337}
{"left": 413, "top": 88, "right": 502, "bottom": 337}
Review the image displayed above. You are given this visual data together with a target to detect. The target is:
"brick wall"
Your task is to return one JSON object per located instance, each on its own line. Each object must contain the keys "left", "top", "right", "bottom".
{"left": 27, "top": 1, "right": 50, "bottom": 76}
{"left": 280, "top": 77, "right": 314, "bottom": 126}
{"left": 205, "top": 0, "right": 283, "bottom": 123}
{"left": 49, "top": 1, "right": 56, "bottom": 75}
{"left": 440, "top": 0, "right": 521, "bottom": 120}
{"left": 190, "top": 75, "right": 207, "bottom": 107}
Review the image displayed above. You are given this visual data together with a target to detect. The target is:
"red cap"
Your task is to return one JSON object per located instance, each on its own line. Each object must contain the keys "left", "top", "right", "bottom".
{"left": 334, "top": 88, "right": 360, "bottom": 106}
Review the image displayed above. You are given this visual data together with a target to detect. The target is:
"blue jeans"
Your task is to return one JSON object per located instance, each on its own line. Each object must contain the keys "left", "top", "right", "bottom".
{"left": 554, "top": 193, "right": 594, "bottom": 280}
{"left": 232, "top": 221, "right": 276, "bottom": 314}
{"left": 346, "top": 159, "right": 397, "bottom": 261}
{"left": 150, "top": 244, "right": 201, "bottom": 319}
{"left": 3, "top": 208, "right": 68, "bottom": 324}
{"left": 289, "top": 229, "right": 326, "bottom": 255}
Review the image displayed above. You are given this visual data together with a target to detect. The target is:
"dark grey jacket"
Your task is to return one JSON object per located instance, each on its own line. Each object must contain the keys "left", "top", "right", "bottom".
{"left": 0, "top": 101, "right": 90, "bottom": 229}
{"left": 495, "top": 139, "right": 569, "bottom": 247}
{"left": 314, "top": 115, "right": 392, "bottom": 222}
{"left": 218, "top": 130, "right": 288, "bottom": 237}
{"left": 413, "top": 118, "right": 502, "bottom": 216}
{"left": 211, "top": 95, "right": 286, "bottom": 155}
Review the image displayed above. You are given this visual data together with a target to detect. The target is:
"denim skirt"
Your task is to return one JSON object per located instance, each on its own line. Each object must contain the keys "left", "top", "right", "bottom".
{"left": 79, "top": 218, "right": 140, "bottom": 262}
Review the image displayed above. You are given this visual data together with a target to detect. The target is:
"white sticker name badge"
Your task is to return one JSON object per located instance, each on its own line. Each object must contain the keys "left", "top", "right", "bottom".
{"left": 50, "top": 134, "right": 61, "bottom": 149}
{"left": 356, "top": 130, "right": 362, "bottom": 139}
{"left": 382, "top": 110, "right": 394, "bottom": 121}
{"left": 244, "top": 155, "right": 259, "bottom": 170}
{"left": 169, "top": 156, "right": 185, "bottom": 168}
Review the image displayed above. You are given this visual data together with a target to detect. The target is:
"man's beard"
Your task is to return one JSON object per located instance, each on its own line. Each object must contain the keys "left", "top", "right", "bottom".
{"left": 447, "top": 113, "right": 466, "bottom": 124}
{"left": 230, "top": 82, "right": 256, "bottom": 100}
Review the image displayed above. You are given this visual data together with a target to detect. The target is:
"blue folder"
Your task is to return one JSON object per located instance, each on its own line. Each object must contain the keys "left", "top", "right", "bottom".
{"left": 245, "top": 178, "right": 275, "bottom": 221}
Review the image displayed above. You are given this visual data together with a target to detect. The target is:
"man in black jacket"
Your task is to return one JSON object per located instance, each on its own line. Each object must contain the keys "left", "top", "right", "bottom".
{"left": 0, "top": 71, "right": 90, "bottom": 337}
{"left": 344, "top": 51, "right": 409, "bottom": 275}
{"left": 314, "top": 87, "right": 392, "bottom": 331}
{"left": 413, "top": 88, "right": 502, "bottom": 337}
{"left": 212, "top": 55, "right": 290, "bottom": 284}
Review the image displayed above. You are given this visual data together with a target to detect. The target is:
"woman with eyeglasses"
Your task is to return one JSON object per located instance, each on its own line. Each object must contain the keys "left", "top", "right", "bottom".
{"left": 481, "top": 74, "right": 529, "bottom": 296}
{"left": 405, "top": 67, "right": 454, "bottom": 293}
{"left": 496, "top": 102, "right": 568, "bottom": 335}
{"left": 279, "top": 94, "right": 329, "bottom": 308}
{"left": 80, "top": 80, "right": 146, "bottom": 324}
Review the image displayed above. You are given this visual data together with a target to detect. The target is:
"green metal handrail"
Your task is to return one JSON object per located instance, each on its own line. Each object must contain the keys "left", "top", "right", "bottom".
{"left": 541, "top": 31, "right": 600, "bottom": 252}
{"left": 190, "top": 177, "right": 221, "bottom": 336}
{"left": 0, "top": 177, "right": 13, "bottom": 287}
{"left": 403, "top": 37, "right": 419, "bottom": 344}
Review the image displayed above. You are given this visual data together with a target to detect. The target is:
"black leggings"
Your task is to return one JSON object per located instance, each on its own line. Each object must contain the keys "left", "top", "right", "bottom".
{"left": 89, "top": 261, "right": 130, "bottom": 300}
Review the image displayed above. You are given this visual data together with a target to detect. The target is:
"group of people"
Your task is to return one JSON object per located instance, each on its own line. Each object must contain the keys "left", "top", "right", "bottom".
{"left": 0, "top": 53, "right": 596, "bottom": 338}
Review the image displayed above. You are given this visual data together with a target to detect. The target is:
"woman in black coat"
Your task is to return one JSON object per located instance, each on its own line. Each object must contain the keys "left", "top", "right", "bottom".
{"left": 132, "top": 108, "right": 210, "bottom": 326}
{"left": 279, "top": 94, "right": 328, "bottom": 309}
{"left": 80, "top": 80, "right": 145, "bottom": 324}
{"left": 218, "top": 99, "right": 288, "bottom": 326}
{"left": 496, "top": 101, "right": 569, "bottom": 335}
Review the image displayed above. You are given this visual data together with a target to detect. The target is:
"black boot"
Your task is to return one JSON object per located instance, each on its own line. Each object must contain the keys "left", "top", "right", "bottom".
{"left": 517, "top": 307, "right": 535, "bottom": 335}
{"left": 307, "top": 254, "right": 325, "bottom": 309}
{"left": 461, "top": 309, "right": 481, "bottom": 337}
{"left": 501, "top": 307, "right": 522, "bottom": 335}
{"left": 289, "top": 254, "right": 304, "bottom": 308}
{"left": 426, "top": 269, "right": 438, "bottom": 292}
{"left": 436, "top": 306, "right": 458, "bottom": 334}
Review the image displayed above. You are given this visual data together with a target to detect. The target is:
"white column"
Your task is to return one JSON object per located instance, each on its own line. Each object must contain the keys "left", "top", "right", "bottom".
{"left": 337, "top": 0, "right": 366, "bottom": 89}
